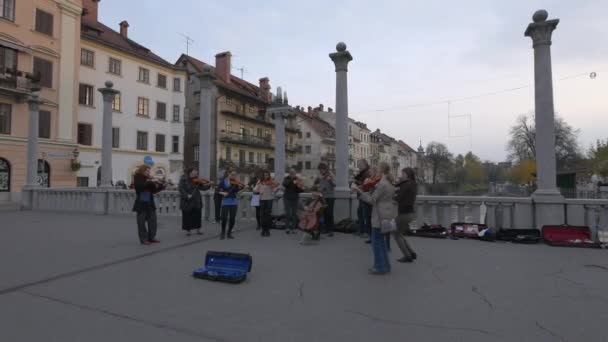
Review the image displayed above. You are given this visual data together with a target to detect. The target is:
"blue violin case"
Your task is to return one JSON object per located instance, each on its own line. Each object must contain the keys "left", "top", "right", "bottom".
{"left": 193, "top": 251, "right": 252, "bottom": 284}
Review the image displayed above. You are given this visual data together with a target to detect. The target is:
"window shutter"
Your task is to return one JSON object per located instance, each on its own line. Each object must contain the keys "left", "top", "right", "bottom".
{"left": 35, "top": 9, "right": 53, "bottom": 36}
{"left": 38, "top": 110, "right": 50, "bottom": 139}
{"left": 34, "top": 58, "right": 52, "bottom": 88}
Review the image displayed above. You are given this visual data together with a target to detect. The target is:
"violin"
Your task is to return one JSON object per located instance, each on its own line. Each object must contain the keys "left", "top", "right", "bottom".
{"left": 361, "top": 175, "right": 382, "bottom": 192}
{"left": 262, "top": 178, "right": 279, "bottom": 188}
{"left": 354, "top": 167, "right": 370, "bottom": 186}
{"left": 229, "top": 178, "right": 246, "bottom": 189}
{"left": 191, "top": 177, "right": 211, "bottom": 185}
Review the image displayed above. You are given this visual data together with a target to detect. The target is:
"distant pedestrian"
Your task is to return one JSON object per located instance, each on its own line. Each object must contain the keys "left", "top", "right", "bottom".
{"left": 394, "top": 167, "right": 418, "bottom": 263}
{"left": 132, "top": 165, "right": 166, "bottom": 245}
{"left": 255, "top": 171, "right": 280, "bottom": 237}
{"left": 283, "top": 168, "right": 304, "bottom": 234}
{"left": 178, "top": 167, "right": 212, "bottom": 236}
{"left": 314, "top": 163, "right": 336, "bottom": 237}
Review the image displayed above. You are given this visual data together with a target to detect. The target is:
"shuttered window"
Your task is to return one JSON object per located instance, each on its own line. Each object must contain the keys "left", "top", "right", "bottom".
{"left": 137, "top": 98, "right": 149, "bottom": 116}
{"left": 38, "top": 110, "right": 50, "bottom": 139}
{"left": 108, "top": 58, "right": 121, "bottom": 75}
{"left": 137, "top": 131, "right": 148, "bottom": 151}
{"left": 1, "top": 0, "right": 16, "bottom": 21}
{"left": 77, "top": 123, "right": 92, "bottom": 146}
{"left": 0, "top": 103, "right": 11, "bottom": 134}
{"left": 35, "top": 9, "right": 53, "bottom": 36}
{"left": 156, "top": 102, "right": 166, "bottom": 120}
{"left": 155, "top": 134, "right": 165, "bottom": 152}
{"left": 80, "top": 49, "right": 95, "bottom": 67}
{"left": 78, "top": 84, "right": 94, "bottom": 106}
{"left": 157, "top": 74, "right": 167, "bottom": 88}
{"left": 33, "top": 57, "right": 53, "bottom": 88}
{"left": 112, "top": 127, "right": 120, "bottom": 148}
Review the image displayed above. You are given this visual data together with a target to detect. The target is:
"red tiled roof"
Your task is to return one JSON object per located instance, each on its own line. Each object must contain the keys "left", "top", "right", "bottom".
{"left": 398, "top": 140, "right": 416, "bottom": 153}
{"left": 81, "top": 19, "right": 178, "bottom": 70}
{"left": 177, "top": 54, "right": 269, "bottom": 104}
{"left": 297, "top": 111, "right": 335, "bottom": 140}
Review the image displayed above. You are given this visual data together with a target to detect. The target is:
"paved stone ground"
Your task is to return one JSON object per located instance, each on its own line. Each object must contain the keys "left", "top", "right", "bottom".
{"left": 1, "top": 210, "right": 608, "bottom": 342}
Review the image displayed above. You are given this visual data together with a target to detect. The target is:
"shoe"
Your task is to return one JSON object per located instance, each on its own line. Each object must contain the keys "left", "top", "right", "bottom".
{"left": 368, "top": 267, "right": 389, "bottom": 275}
{"left": 397, "top": 257, "right": 413, "bottom": 263}
{"left": 186, "top": 232, "right": 191, "bottom": 236}
{"left": 227, "top": 234, "right": 234, "bottom": 239}
{"left": 412, "top": 253, "right": 417, "bottom": 260}
{"left": 256, "top": 226, "right": 261, "bottom": 230}
{"left": 197, "top": 230, "right": 203, "bottom": 235}
{"left": 364, "top": 240, "right": 371, "bottom": 244}
{"left": 220, "top": 233, "right": 226, "bottom": 240}
{"left": 141, "top": 241, "right": 152, "bottom": 245}
{"left": 148, "top": 239, "right": 160, "bottom": 244}
{"left": 328, "top": 232, "right": 334, "bottom": 237}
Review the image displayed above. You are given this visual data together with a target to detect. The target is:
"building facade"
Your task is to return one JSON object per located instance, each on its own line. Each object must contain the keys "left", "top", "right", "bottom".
{"left": 178, "top": 53, "right": 299, "bottom": 182}
{"left": 0, "top": 0, "right": 82, "bottom": 201}
{"left": 76, "top": 0, "right": 186, "bottom": 187}
{"left": 294, "top": 107, "right": 335, "bottom": 186}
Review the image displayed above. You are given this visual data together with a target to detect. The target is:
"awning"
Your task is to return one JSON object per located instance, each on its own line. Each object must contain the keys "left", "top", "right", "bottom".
{"left": 0, "top": 38, "right": 33, "bottom": 54}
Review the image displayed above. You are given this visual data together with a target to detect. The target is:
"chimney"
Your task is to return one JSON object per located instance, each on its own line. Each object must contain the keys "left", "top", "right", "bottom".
{"left": 82, "top": 0, "right": 100, "bottom": 21}
{"left": 259, "top": 77, "right": 271, "bottom": 101}
{"left": 215, "top": 52, "right": 232, "bottom": 83}
{"left": 319, "top": 104, "right": 324, "bottom": 112}
{"left": 328, "top": 107, "right": 333, "bottom": 113}
{"left": 119, "top": 21, "right": 129, "bottom": 38}
{"left": 307, "top": 106, "right": 312, "bottom": 114}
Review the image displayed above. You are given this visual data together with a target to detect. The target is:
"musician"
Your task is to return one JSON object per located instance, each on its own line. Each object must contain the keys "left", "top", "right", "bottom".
{"left": 218, "top": 170, "right": 245, "bottom": 239}
{"left": 213, "top": 169, "right": 229, "bottom": 224}
{"left": 314, "top": 163, "right": 336, "bottom": 237}
{"left": 255, "top": 171, "right": 280, "bottom": 237}
{"left": 354, "top": 159, "right": 372, "bottom": 239}
{"left": 178, "top": 167, "right": 212, "bottom": 236}
{"left": 282, "top": 168, "right": 304, "bottom": 234}
{"left": 132, "top": 165, "right": 166, "bottom": 245}
{"left": 298, "top": 188, "right": 325, "bottom": 245}
{"left": 248, "top": 170, "right": 262, "bottom": 230}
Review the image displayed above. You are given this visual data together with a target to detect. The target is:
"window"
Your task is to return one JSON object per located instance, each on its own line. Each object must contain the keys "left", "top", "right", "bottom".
{"left": 0, "top": 46, "right": 17, "bottom": 71}
{"left": 76, "top": 177, "right": 89, "bottom": 187}
{"left": 80, "top": 49, "right": 94, "bottom": 67}
{"left": 156, "top": 102, "right": 166, "bottom": 120}
{"left": 239, "top": 124, "right": 246, "bottom": 136}
{"left": 264, "top": 130, "right": 269, "bottom": 138}
{"left": 305, "top": 146, "right": 311, "bottom": 154}
{"left": 297, "top": 132, "right": 302, "bottom": 139}
{"left": 265, "top": 154, "right": 269, "bottom": 163}
{"left": 225, "top": 120, "right": 232, "bottom": 132}
{"left": 33, "top": 57, "right": 53, "bottom": 88}
{"left": 137, "top": 97, "right": 149, "bottom": 116}
{"left": 257, "top": 128, "right": 262, "bottom": 137}
{"left": 78, "top": 84, "right": 94, "bottom": 106}
{"left": 257, "top": 152, "right": 262, "bottom": 164}
{"left": 35, "top": 9, "right": 53, "bottom": 36}
{"left": 136, "top": 131, "right": 148, "bottom": 150}
{"left": 138, "top": 67, "right": 149, "bottom": 83}
{"left": 306, "top": 132, "right": 311, "bottom": 138}
{"left": 112, "top": 92, "right": 121, "bottom": 112}
{"left": 172, "top": 105, "right": 180, "bottom": 122}
{"left": 1, "top": 0, "right": 15, "bottom": 21}
{"left": 249, "top": 152, "right": 254, "bottom": 163}
{"left": 225, "top": 146, "right": 232, "bottom": 160}
{"left": 155, "top": 134, "right": 165, "bottom": 152}
{"left": 112, "top": 127, "right": 120, "bottom": 148}
{"left": 77, "top": 123, "right": 92, "bottom": 146}
{"left": 297, "top": 161, "right": 303, "bottom": 170}
{"left": 0, "top": 103, "right": 11, "bottom": 134}
{"left": 193, "top": 145, "right": 199, "bottom": 162}
{"left": 249, "top": 106, "right": 255, "bottom": 114}
{"left": 172, "top": 136, "right": 179, "bottom": 153}
{"left": 108, "top": 58, "right": 121, "bottom": 75}
{"left": 173, "top": 77, "right": 181, "bottom": 91}
{"left": 38, "top": 110, "right": 50, "bottom": 139}
{"left": 305, "top": 161, "right": 311, "bottom": 170}
{"left": 157, "top": 74, "right": 167, "bottom": 88}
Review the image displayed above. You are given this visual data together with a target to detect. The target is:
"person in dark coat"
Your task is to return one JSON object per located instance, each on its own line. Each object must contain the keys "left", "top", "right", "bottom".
{"left": 132, "top": 165, "right": 166, "bottom": 245}
{"left": 213, "top": 169, "right": 228, "bottom": 224}
{"left": 283, "top": 168, "right": 304, "bottom": 234}
{"left": 179, "top": 167, "right": 212, "bottom": 236}
{"left": 393, "top": 167, "right": 418, "bottom": 262}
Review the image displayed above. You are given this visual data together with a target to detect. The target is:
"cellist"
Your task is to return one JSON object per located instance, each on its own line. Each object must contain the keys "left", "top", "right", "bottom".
{"left": 254, "top": 170, "right": 280, "bottom": 237}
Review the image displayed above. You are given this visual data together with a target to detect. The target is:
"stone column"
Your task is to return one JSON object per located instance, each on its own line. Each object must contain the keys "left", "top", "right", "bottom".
{"left": 525, "top": 10, "right": 561, "bottom": 197}
{"left": 98, "top": 81, "right": 118, "bottom": 188}
{"left": 525, "top": 9, "right": 564, "bottom": 228}
{"left": 26, "top": 92, "right": 43, "bottom": 187}
{"left": 330, "top": 42, "right": 353, "bottom": 193}
{"left": 198, "top": 67, "right": 216, "bottom": 179}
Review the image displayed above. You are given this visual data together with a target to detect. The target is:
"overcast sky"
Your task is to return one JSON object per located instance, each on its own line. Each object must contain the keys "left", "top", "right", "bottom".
{"left": 98, "top": 0, "right": 608, "bottom": 162}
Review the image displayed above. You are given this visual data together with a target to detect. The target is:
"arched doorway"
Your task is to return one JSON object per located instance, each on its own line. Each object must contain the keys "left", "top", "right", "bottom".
{"left": 37, "top": 159, "right": 50, "bottom": 188}
{"left": 0, "top": 158, "right": 10, "bottom": 192}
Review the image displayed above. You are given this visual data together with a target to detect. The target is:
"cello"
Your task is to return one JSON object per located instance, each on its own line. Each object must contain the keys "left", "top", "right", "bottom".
{"left": 298, "top": 195, "right": 325, "bottom": 232}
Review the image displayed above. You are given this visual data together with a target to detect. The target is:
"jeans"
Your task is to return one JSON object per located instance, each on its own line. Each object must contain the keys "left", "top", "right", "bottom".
{"left": 137, "top": 210, "right": 157, "bottom": 242}
{"left": 284, "top": 198, "right": 299, "bottom": 231}
{"left": 357, "top": 202, "right": 372, "bottom": 235}
{"left": 214, "top": 193, "right": 222, "bottom": 222}
{"left": 260, "top": 200, "right": 273, "bottom": 234}
{"left": 322, "top": 198, "right": 335, "bottom": 233}
{"left": 220, "top": 205, "right": 237, "bottom": 235}
{"left": 371, "top": 227, "right": 390, "bottom": 273}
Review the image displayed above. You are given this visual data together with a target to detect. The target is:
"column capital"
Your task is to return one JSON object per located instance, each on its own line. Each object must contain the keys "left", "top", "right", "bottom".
{"left": 27, "top": 92, "right": 44, "bottom": 108}
{"left": 197, "top": 66, "right": 217, "bottom": 89}
{"left": 525, "top": 10, "right": 559, "bottom": 48}
{"left": 329, "top": 42, "right": 353, "bottom": 72}
{"left": 57, "top": 0, "right": 83, "bottom": 18}
{"left": 98, "top": 81, "right": 119, "bottom": 102}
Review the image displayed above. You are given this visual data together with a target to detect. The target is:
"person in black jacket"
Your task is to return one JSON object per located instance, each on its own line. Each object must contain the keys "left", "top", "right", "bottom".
{"left": 132, "top": 165, "right": 166, "bottom": 245}
{"left": 178, "top": 167, "right": 212, "bottom": 236}
{"left": 393, "top": 167, "right": 418, "bottom": 262}
{"left": 213, "top": 169, "right": 228, "bottom": 223}
{"left": 283, "top": 168, "right": 304, "bottom": 234}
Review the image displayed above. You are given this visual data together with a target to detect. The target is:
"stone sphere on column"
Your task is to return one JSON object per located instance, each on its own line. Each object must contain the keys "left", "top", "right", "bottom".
{"left": 336, "top": 42, "right": 347, "bottom": 52}
{"left": 532, "top": 9, "right": 548, "bottom": 23}
{"left": 104, "top": 81, "right": 114, "bottom": 88}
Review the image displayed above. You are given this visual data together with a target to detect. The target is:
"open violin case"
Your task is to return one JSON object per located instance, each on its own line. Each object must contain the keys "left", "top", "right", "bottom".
{"left": 193, "top": 251, "right": 252, "bottom": 284}
{"left": 542, "top": 225, "right": 601, "bottom": 248}
{"left": 407, "top": 224, "right": 448, "bottom": 239}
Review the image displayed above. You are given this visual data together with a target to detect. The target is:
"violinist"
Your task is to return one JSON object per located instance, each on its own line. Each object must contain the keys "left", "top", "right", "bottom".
{"left": 314, "top": 163, "right": 336, "bottom": 237}
{"left": 179, "top": 167, "right": 212, "bottom": 236}
{"left": 132, "top": 165, "right": 166, "bottom": 245}
{"left": 282, "top": 168, "right": 304, "bottom": 234}
{"left": 254, "top": 171, "right": 280, "bottom": 237}
{"left": 354, "top": 159, "right": 373, "bottom": 239}
{"left": 218, "top": 170, "right": 245, "bottom": 240}
{"left": 248, "top": 170, "right": 262, "bottom": 230}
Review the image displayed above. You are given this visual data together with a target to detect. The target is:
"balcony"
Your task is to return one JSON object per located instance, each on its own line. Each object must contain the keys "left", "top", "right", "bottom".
{"left": 286, "top": 144, "right": 301, "bottom": 153}
{"left": 0, "top": 67, "right": 35, "bottom": 99}
{"left": 219, "top": 131, "right": 273, "bottom": 150}
{"left": 321, "top": 152, "right": 336, "bottom": 161}
{"left": 221, "top": 110, "right": 300, "bottom": 134}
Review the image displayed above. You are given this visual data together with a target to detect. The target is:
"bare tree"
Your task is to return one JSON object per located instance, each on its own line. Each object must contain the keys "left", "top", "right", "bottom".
{"left": 425, "top": 142, "right": 453, "bottom": 184}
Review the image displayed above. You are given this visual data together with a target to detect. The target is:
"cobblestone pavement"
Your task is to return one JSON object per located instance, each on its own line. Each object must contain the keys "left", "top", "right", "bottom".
{"left": 1, "top": 211, "right": 607, "bottom": 341}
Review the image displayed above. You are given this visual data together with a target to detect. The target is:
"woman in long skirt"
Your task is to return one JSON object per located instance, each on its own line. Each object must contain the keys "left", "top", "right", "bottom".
{"left": 179, "top": 167, "right": 211, "bottom": 236}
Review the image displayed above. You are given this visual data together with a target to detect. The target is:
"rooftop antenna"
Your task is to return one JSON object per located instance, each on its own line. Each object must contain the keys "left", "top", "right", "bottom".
{"left": 233, "top": 66, "right": 247, "bottom": 79}
{"left": 179, "top": 33, "right": 194, "bottom": 56}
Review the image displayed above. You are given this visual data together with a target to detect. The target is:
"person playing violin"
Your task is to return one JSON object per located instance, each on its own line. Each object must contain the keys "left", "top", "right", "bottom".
{"left": 314, "top": 163, "right": 336, "bottom": 237}
{"left": 218, "top": 170, "right": 245, "bottom": 239}
{"left": 179, "top": 167, "right": 212, "bottom": 236}
{"left": 132, "top": 165, "right": 166, "bottom": 245}
{"left": 282, "top": 168, "right": 304, "bottom": 235}
{"left": 353, "top": 159, "right": 373, "bottom": 240}
{"left": 255, "top": 171, "right": 280, "bottom": 237}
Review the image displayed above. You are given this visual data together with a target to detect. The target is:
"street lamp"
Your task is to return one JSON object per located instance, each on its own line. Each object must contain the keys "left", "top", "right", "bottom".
{"left": 72, "top": 147, "right": 80, "bottom": 159}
